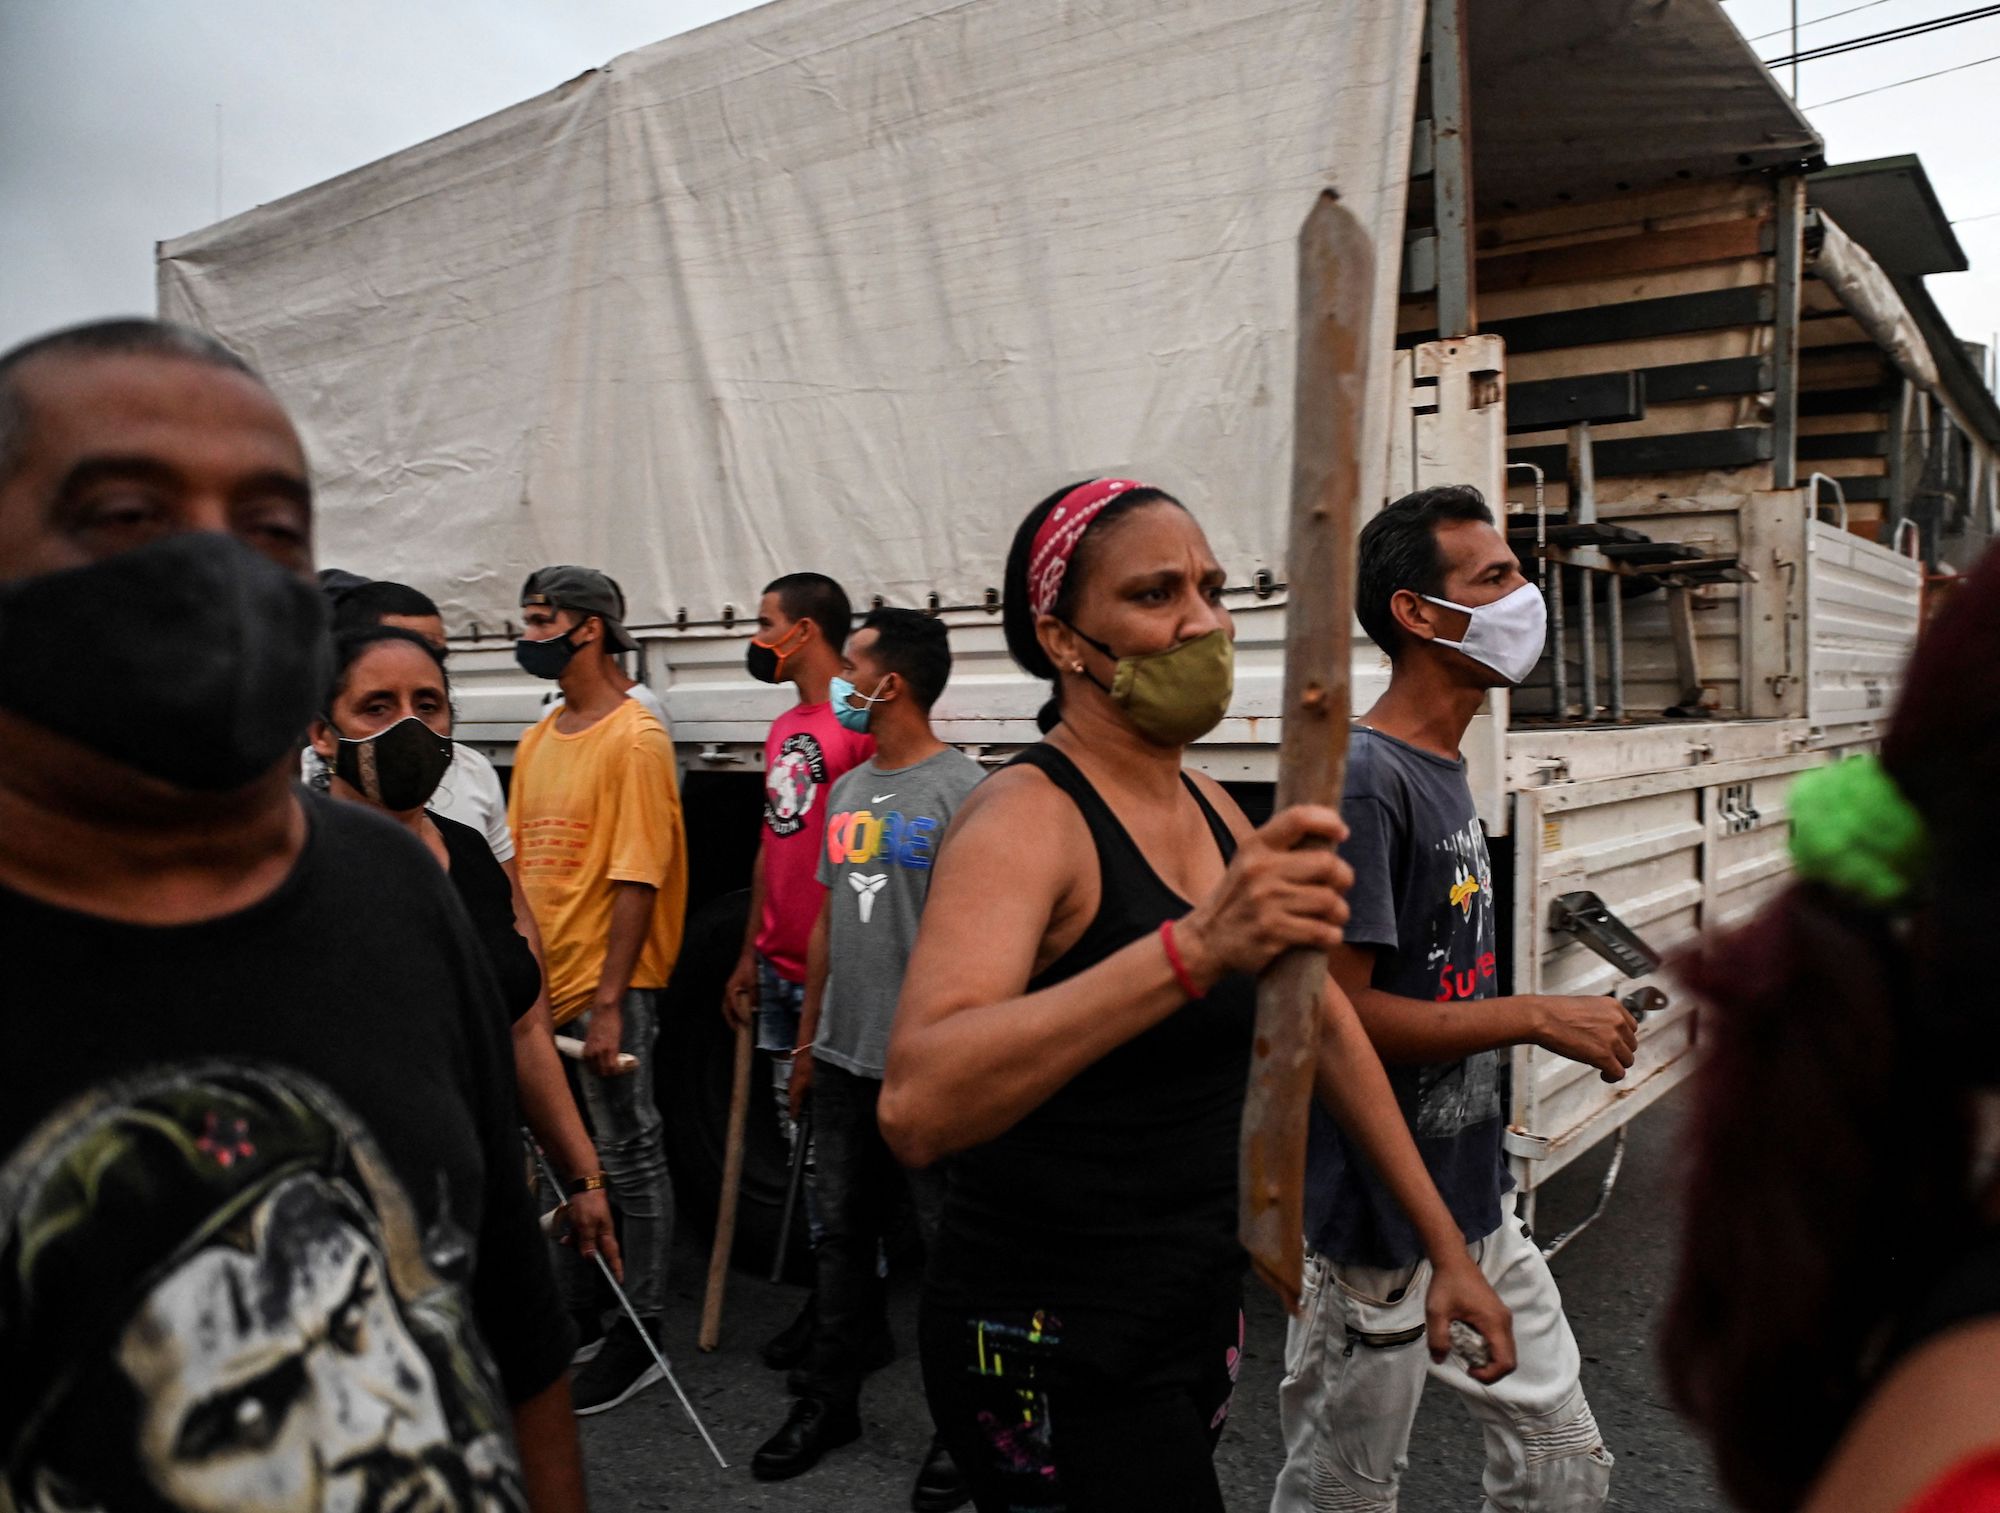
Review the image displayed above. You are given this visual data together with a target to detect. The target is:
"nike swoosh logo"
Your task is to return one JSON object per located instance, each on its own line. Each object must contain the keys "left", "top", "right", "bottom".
{"left": 871, "top": 793, "right": 896, "bottom": 803}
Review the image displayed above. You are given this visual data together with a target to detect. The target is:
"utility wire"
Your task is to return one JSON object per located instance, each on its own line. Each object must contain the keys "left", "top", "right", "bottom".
{"left": 1750, "top": 0, "right": 1895, "bottom": 43}
{"left": 1765, "top": 3, "right": 2000, "bottom": 66}
{"left": 1808, "top": 47, "right": 2000, "bottom": 102}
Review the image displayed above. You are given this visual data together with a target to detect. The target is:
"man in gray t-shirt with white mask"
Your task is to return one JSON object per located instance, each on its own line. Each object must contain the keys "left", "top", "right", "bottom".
{"left": 751, "top": 609, "right": 981, "bottom": 1504}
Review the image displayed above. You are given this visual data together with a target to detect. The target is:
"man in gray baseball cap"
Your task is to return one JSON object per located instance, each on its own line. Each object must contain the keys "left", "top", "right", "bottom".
{"left": 512, "top": 560, "right": 687, "bottom": 1416}
{"left": 518, "top": 565, "right": 641, "bottom": 657}
{"left": 516, "top": 565, "right": 671, "bottom": 730}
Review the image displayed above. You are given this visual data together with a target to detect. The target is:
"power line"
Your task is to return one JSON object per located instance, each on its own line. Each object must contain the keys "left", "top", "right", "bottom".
{"left": 1750, "top": 0, "right": 1895, "bottom": 44}
{"left": 1808, "top": 47, "right": 2000, "bottom": 103}
{"left": 1764, "top": 3, "right": 2000, "bottom": 66}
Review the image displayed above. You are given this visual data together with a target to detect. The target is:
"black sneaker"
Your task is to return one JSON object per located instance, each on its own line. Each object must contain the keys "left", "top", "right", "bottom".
{"left": 761, "top": 1292, "right": 818, "bottom": 1370}
{"left": 570, "top": 1316, "right": 665, "bottom": 1416}
{"left": 751, "top": 1396, "right": 862, "bottom": 1481}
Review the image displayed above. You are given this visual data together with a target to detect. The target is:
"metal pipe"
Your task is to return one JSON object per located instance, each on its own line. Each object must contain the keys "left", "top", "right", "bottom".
{"left": 1567, "top": 422, "right": 1597, "bottom": 524}
{"left": 1807, "top": 471, "right": 1848, "bottom": 531}
{"left": 1579, "top": 566, "right": 1597, "bottom": 721}
{"left": 769, "top": 1104, "right": 812, "bottom": 1284}
{"left": 527, "top": 1142, "right": 730, "bottom": 1468}
{"left": 1551, "top": 563, "right": 1569, "bottom": 717}
{"left": 1606, "top": 572, "right": 1625, "bottom": 721}
{"left": 1507, "top": 460, "right": 1557, "bottom": 716}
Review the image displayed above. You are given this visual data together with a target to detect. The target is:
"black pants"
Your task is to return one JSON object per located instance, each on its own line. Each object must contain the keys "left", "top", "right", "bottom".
{"left": 798, "top": 1059, "right": 945, "bottom": 1406}
{"left": 919, "top": 1280, "right": 1243, "bottom": 1512}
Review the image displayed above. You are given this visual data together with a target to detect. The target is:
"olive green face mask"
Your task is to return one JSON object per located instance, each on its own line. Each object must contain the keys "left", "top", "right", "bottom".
{"left": 1067, "top": 624, "right": 1235, "bottom": 746}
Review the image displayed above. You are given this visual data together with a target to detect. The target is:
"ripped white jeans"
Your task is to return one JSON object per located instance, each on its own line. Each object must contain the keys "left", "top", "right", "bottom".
{"left": 1270, "top": 1214, "right": 1613, "bottom": 1513}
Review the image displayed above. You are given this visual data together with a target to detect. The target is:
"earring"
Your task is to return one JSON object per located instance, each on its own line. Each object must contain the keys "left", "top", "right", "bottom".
{"left": 1070, "top": 661, "right": 1083, "bottom": 674}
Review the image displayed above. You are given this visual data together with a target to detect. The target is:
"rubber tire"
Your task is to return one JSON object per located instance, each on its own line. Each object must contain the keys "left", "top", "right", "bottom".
{"left": 658, "top": 889, "right": 813, "bottom": 1281}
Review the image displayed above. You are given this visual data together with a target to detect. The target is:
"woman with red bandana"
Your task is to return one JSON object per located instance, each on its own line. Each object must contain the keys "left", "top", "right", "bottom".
{"left": 879, "top": 480, "right": 1516, "bottom": 1512}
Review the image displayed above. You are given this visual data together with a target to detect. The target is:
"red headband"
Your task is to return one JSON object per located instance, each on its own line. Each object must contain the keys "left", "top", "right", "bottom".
{"left": 1026, "top": 478, "right": 1148, "bottom": 618}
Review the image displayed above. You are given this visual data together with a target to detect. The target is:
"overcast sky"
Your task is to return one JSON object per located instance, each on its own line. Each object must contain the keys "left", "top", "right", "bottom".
{"left": 5, "top": 0, "right": 1999, "bottom": 355}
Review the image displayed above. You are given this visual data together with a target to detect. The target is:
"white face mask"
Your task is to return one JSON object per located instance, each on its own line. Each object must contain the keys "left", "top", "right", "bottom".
{"left": 1420, "top": 581, "right": 1548, "bottom": 685}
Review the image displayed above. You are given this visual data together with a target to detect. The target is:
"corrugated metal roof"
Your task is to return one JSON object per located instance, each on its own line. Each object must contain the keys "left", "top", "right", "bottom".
{"left": 1470, "top": 0, "right": 1823, "bottom": 213}
{"left": 1810, "top": 156, "right": 1969, "bottom": 276}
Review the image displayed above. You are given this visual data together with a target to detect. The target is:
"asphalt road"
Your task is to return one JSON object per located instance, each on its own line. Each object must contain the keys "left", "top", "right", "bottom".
{"left": 575, "top": 1086, "right": 1722, "bottom": 1511}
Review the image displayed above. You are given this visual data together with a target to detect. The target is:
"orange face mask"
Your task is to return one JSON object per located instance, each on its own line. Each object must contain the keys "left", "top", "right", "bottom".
{"left": 747, "top": 620, "right": 811, "bottom": 684}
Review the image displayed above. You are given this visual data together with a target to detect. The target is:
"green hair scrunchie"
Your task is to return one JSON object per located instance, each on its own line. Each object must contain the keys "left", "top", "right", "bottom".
{"left": 1788, "top": 754, "right": 1929, "bottom": 908}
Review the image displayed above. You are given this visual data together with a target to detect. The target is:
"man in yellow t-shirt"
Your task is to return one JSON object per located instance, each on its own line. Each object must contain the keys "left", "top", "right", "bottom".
{"left": 509, "top": 564, "right": 687, "bottom": 1417}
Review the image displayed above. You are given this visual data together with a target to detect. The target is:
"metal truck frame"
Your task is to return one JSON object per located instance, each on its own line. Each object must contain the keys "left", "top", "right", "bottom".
{"left": 159, "top": 0, "right": 1996, "bottom": 1252}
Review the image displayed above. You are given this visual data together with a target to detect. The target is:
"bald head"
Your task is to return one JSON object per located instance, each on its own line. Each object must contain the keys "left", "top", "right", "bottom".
{"left": 0, "top": 319, "right": 311, "bottom": 583}
{"left": 0, "top": 320, "right": 254, "bottom": 482}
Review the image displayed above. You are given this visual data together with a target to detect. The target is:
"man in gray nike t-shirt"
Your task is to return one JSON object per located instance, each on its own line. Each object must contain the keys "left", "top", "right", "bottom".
{"left": 814, "top": 745, "right": 982, "bottom": 1078}
{"left": 751, "top": 609, "right": 981, "bottom": 1500}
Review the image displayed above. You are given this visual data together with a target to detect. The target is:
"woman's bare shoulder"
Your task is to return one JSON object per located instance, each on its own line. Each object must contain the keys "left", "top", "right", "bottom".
{"left": 1803, "top": 1318, "right": 2000, "bottom": 1513}
{"left": 935, "top": 760, "right": 1085, "bottom": 862}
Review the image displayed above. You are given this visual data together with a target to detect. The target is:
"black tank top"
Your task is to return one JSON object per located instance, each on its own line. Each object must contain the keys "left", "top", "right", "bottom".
{"left": 927, "top": 744, "right": 1257, "bottom": 1316}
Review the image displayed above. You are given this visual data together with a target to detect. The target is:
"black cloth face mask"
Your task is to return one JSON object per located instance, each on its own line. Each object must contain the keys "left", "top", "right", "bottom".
{"left": 329, "top": 714, "right": 454, "bottom": 812}
{"left": 0, "top": 532, "right": 329, "bottom": 792}
{"left": 745, "top": 621, "right": 809, "bottom": 685}
{"left": 515, "top": 625, "right": 583, "bottom": 680}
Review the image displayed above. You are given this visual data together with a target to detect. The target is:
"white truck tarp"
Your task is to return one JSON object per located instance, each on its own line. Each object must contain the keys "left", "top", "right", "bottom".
{"left": 159, "top": 0, "right": 1423, "bottom": 631}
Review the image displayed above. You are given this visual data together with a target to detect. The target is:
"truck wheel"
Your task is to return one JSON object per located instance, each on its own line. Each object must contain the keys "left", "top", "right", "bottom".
{"left": 658, "top": 889, "right": 812, "bottom": 1281}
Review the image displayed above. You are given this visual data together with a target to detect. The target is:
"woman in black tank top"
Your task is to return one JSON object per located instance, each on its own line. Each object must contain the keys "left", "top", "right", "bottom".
{"left": 880, "top": 482, "right": 1516, "bottom": 1512}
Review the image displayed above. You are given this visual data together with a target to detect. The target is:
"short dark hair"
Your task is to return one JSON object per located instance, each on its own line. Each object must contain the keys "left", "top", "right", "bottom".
{"left": 331, "top": 580, "right": 441, "bottom": 635}
{"left": 0, "top": 319, "right": 256, "bottom": 485}
{"left": 764, "top": 571, "right": 853, "bottom": 651}
{"left": 859, "top": 607, "right": 951, "bottom": 711}
{"left": 1355, "top": 485, "right": 1495, "bottom": 657}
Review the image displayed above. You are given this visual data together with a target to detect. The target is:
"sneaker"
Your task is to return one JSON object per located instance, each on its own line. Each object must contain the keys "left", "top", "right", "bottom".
{"left": 570, "top": 1309, "right": 606, "bottom": 1366}
{"left": 761, "top": 1292, "right": 818, "bottom": 1370}
{"left": 571, "top": 1316, "right": 665, "bottom": 1416}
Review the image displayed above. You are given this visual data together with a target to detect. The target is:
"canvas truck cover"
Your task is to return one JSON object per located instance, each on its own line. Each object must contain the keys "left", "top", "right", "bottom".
{"left": 157, "top": 0, "right": 1423, "bottom": 631}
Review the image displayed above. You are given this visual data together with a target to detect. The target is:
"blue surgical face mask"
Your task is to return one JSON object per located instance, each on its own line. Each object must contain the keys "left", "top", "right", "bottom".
{"left": 829, "top": 674, "right": 889, "bottom": 733}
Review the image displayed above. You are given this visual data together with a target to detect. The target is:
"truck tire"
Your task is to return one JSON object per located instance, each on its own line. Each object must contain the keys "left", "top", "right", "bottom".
{"left": 658, "top": 889, "right": 812, "bottom": 1281}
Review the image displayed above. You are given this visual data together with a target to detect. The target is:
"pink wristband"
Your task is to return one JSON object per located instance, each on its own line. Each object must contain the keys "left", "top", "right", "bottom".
{"left": 1160, "top": 919, "right": 1205, "bottom": 1001}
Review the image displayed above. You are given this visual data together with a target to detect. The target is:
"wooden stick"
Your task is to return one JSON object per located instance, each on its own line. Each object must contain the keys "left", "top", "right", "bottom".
{"left": 1239, "top": 190, "right": 1377, "bottom": 1314}
{"left": 699, "top": 1018, "right": 755, "bottom": 1351}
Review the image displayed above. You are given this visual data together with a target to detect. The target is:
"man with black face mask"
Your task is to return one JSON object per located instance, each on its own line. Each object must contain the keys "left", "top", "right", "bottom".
{"left": 720, "top": 571, "right": 875, "bottom": 1375}
{"left": 510, "top": 564, "right": 687, "bottom": 1415}
{"left": 0, "top": 320, "right": 585, "bottom": 1512}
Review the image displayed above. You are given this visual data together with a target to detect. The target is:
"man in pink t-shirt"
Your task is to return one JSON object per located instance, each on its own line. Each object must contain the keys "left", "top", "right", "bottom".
{"left": 723, "top": 572, "right": 873, "bottom": 1368}
{"left": 724, "top": 571, "right": 874, "bottom": 1106}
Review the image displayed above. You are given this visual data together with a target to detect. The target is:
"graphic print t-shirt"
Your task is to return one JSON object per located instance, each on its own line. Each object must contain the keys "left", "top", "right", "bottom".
{"left": 815, "top": 749, "right": 984, "bottom": 1078}
{"left": 0, "top": 796, "right": 569, "bottom": 1511}
{"left": 755, "top": 701, "right": 874, "bottom": 982}
{"left": 1304, "top": 726, "right": 1511, "bottom": 1268}
{"left": 510, "top": 698, "right": 687, "bottom": 1025}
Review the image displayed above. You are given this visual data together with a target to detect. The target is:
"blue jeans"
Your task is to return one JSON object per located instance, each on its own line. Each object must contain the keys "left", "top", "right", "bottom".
{"left": 562, "top": 988, "right": 673, "bottom": 1320}
{"left": 755, "top": 954, "right": 822, "bottom": 1247}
